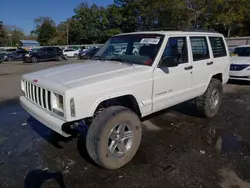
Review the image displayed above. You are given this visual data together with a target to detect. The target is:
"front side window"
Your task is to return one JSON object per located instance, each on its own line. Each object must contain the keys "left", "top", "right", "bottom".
{"left": 190, "top": 37, "right": 210, "bottom": 61}
{"left": 209, "top": 37, "right": 227, "bottom": 58}
{"left": 93, "top": 34, "right": 164, "bottom": 66}
{"left": 159, "top": 37, "right": 188, "bottom": 67}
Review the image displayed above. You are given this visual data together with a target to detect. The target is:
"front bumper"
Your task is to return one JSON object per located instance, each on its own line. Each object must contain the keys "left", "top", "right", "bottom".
{"left": 230, "top": 70, "right": 250, "bottom": 81}
{"left": 20, "top": 96, "right": 70, "bottom": 137}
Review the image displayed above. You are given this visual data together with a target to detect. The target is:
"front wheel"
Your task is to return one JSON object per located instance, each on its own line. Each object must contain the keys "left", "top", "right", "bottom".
{"left": 195, "top": 78, "right": 222, "bottom": 118}
{"left": 86, "top": 106, "right": 142, "bottom": 169}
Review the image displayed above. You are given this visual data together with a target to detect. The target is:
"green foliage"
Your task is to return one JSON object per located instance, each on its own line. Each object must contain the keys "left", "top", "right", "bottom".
{"left": 0, "top": 21, "right": 8, "bottom": 46}
{"left": 34, "top": 17, "right": 57, "bottom": 45}
{"left": 11, "top": 29, "right": 25, "bottom": 46}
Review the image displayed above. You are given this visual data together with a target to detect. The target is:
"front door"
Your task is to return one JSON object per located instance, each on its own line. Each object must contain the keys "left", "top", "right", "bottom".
{"left": 153, "top": 36, "right": 193, "bottom": 111}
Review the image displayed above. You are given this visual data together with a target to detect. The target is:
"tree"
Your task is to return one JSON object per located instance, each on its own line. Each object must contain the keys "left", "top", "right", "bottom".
{"left": 213, "top": 0, "right": 250, "bottom": 37}
{"left": 0, "top": 21, "right": 8, "bottom": 46}
{"left": 34, "top": 17, "right": 57, "bottom": 45}
{"left": 11, "top": 29, "right": 25, "bottom": 46}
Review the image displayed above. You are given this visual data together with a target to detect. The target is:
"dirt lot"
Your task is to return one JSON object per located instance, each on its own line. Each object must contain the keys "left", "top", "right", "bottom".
{"left": 1, "top": 60, "right": 250, "bottom": 188}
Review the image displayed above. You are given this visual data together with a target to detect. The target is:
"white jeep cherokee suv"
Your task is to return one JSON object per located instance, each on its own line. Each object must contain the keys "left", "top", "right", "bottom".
{"left": 20, "top": 31, "right": 230, "bottom": 169}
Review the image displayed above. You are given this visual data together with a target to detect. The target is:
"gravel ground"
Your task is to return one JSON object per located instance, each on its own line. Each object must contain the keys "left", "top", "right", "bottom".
{"left": 0, "top": 60, "right": 250, "bottom": 188}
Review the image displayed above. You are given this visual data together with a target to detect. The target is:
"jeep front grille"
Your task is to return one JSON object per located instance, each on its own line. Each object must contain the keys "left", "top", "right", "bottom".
{"left": 24, "top": 81, "right": 52, "bottom": 111}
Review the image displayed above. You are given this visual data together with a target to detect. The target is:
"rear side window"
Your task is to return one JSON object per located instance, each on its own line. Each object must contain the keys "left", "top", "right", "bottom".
{"left": 209, "top": 37, "right": 227, "bottom": 58}
{"left": 47, "top": 48, "right": 56, "bottom": 52}
{"left": 190, "top": 37, "right": 210, "bottom": 61}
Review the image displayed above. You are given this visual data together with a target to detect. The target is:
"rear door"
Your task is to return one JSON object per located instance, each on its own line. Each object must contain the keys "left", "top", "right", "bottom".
{"left": 189, "top": 36, "right": 212, "bottom": 95}
{"left": 208, "top": 36, "right": 229, "bottom": 83}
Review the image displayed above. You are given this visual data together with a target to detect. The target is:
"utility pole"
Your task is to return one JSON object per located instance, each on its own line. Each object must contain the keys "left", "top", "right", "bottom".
{"left": 66, "top": 22, "right": 69, "bottom": 46}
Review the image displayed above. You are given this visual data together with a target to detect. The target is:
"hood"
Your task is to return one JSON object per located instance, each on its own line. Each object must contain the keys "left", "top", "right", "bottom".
{"left": 26, "top": 60, "right": 147, "bottom": 88}
{"left": 230, "top": 56, "right": 250, "bottom": 65}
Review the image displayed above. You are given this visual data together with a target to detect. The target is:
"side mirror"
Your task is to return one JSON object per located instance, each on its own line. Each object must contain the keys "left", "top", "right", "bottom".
{"left": 160, "top": 56, "right": 179, "bottom": 68}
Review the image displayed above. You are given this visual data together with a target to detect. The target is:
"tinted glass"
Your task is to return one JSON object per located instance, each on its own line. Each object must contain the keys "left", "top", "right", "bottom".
{"left": 231, "top": 47, "right": 250, "bottom": 56}
{"left": 47, "top": 48, "right": 55, "bottom": 52}
{"left": 6, "top": 49, "right": 16, "bottom": 52}
{"left": 93, "top": 34, "right": 164, "bottom": 66}
{"left": 190, "top": 37, "right": 210, "bottom": 61}
{"left": 160, "top": 37, "right": 188, "bottom": 67}
{"left": 209, "top": 37, "right": 227, "bottom": 58}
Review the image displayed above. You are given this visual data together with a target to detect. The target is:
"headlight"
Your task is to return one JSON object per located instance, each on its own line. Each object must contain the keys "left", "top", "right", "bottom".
{"left": 51, "top": 93, "right": 64, "bottom": 116}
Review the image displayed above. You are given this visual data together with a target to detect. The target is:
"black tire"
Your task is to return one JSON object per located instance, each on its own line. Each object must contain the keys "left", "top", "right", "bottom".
{"left": 31, "top": 57, "right": 37, "bottom": 63}
{"left": 63, "top": 55, "right": 68, "bottom": 61}
{"left": 56, "top": 55, "right": 63, "bottom": 61}
{"left": 74, "top": 53, "right": 78, "bottom": 58}
{"left": 7, "top": 57, "right": 12, "bottom": 61}
{"left": 195, "top": 78, "right": 222, "bottom": 118}
{"left": 86, "top": 106, "right": 142, "bottom": 169}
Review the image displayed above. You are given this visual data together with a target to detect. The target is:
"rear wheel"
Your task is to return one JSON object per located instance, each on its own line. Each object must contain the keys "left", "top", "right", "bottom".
{"left": 195, "top": 78, "right": 222, "bottom": 118}
{"left": 86, "top": 106, "right": 142, "bottom": 169}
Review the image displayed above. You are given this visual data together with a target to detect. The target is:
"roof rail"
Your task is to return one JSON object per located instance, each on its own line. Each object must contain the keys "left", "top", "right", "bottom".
{"left": 148, "top": 27, "right": 218, "bottom": 33}
{"left": 148, "top": 27, "right": 178, "bottom": 31}
{"left": 182, "top": 28, "right": 218, "bottom": 33}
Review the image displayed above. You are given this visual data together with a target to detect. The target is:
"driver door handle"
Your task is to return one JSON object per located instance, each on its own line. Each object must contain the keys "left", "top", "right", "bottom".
{"left": 184, "top": 66, "right": 193, "bottom": 70}
{"left": 207, "top": 62, "right": 213, "bottom": 65}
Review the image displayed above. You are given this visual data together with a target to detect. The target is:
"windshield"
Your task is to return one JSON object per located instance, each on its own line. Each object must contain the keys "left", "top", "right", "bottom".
{"left": 231, "top": 47, "right": 250, "bottom": 56}
{"left": 93, "top": 34, "right": 164, "bottom": 66}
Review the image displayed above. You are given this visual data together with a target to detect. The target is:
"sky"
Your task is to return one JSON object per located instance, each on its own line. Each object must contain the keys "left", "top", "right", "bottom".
{"left": 0, "top": 0, "right": 114, "bottom": 34}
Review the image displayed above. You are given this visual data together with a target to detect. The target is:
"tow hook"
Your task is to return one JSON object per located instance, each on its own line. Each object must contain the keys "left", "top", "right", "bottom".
{"left": 62, "top": 120, "right": 89, "bottom": 136}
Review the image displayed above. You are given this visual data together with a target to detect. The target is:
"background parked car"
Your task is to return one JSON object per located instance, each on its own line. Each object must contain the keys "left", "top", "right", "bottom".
{"left": 230, "top": 45, "right": 250, "bottom": 81}
{"left": 23, "top": 47, "right": 64, "bottom": 63}
{"left": 63, "top": 48, "right": 79, "bottom": 58}
{"left": 78, "top": 47, "right": 100, "bottom": 59}
{"left": 0, "top": 53, "right": 5, "bottom": 63}
{"left": 5, "top": 49, "right": 28, "bottom": 61}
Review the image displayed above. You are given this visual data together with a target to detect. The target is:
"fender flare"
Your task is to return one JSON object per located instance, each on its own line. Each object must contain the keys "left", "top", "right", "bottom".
{"left": 89, "top": 92, "right": 141, "bottom": 117}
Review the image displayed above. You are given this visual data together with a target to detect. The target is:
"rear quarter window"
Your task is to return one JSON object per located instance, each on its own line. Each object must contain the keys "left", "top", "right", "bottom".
{"left": 209, "top": 37, "right": 227, "bottom": 58}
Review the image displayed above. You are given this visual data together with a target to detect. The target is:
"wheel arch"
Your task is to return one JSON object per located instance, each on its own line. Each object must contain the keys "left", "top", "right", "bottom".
{"left": 211, "top": 73, "right": 223, "bottom": 83}
{"left": 90, "top": 94, "right": 141, "bottom": 118}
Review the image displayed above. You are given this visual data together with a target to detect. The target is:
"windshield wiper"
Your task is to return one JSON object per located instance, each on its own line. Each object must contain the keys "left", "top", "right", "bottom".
{"left": 92, "top": 55, "right": 106, "bottom": 61}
